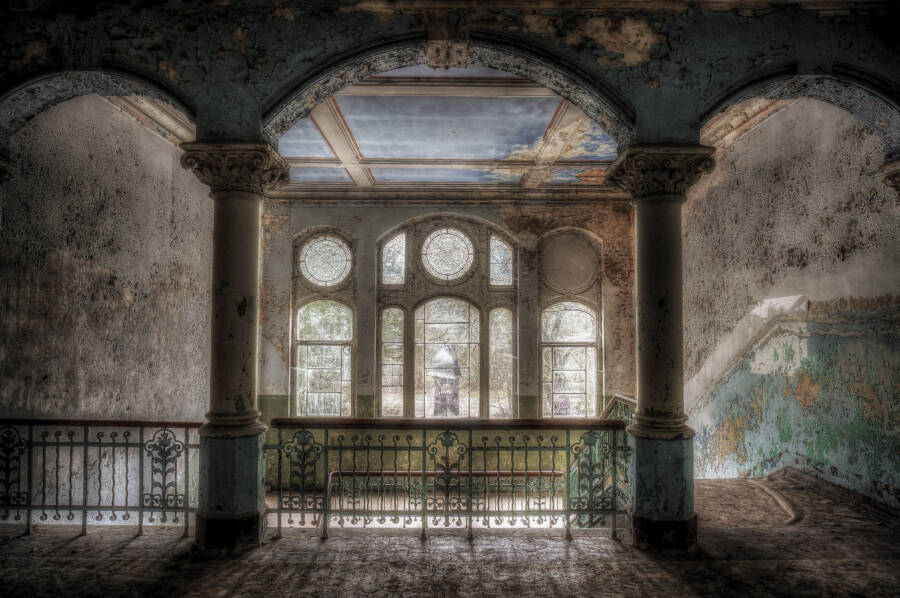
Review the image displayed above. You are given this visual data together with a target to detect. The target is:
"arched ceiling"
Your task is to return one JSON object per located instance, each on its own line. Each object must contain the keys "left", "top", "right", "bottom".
{"left": 275, "top": 65, "right": 618, "bottom": 191}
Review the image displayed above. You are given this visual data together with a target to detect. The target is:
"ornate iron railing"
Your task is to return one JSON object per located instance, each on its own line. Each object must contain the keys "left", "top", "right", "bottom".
{"left": 265, "top": 418, "right": 631, "bottom": 539}
{"left": 0, "top": 419, "right": 200, "bottom": 536}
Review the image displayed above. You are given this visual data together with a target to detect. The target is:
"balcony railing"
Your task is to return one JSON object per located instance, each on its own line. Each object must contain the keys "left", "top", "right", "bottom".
{"left": 264, "top": 418, "right": 631, "bottom": 539}
{"left": 0, "top": 419, "right": 200, "bottom": 536}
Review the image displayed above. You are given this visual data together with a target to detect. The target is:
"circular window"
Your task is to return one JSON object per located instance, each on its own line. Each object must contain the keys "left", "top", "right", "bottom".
{"left": 422, "top": 228, "right": 474, "bottom": 281}
{"left": 299, "top": 234, "right": 352, "bottom": 287}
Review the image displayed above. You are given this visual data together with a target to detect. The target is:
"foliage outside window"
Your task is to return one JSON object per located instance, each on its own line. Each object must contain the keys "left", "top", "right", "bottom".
{"left": 414, "top": 298, "right": 479, "bottom": 418}
{"left": 540, "top": 301, "right": 598, "bottom": 417}
{"left": 381, "top": 307, "right": 404, "bottom": 417}
{"left": 489, "top": 236, "right": 513, "bottom": 286}
{"left": 294, "top": 300, "right": 353, "bottom": 416}
{"left": 489, "top": 308, "right": 514, "bottom": 418}
{"left": 382, "top": 232, "right": 405, "bottom": 284}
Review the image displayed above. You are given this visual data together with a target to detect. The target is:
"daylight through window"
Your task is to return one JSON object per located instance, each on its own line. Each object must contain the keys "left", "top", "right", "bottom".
{"left": 294, "top": 300, "right": 353, "bottom": 416}
{"left": 540, "top": 301, "right": 598, "bottom": 417}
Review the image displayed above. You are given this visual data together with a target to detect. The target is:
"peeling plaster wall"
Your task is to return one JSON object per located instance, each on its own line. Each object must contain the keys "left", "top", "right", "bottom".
{"left": 685, "top": 98, "right": 900, "bottom": 506}
{"left": 0, "top": 95, "right": 212, "bottom": 420}
{"left": 257, "top": 202, "right": 634, "bottom": 421}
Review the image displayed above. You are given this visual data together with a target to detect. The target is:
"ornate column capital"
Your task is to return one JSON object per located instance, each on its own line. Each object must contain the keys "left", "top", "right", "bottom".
{"left": 882, "top": 159, "right": 900, "bottom": 195}
{"left": 179, "top": 141, "right": 289, "bottom": 195}
{"left": 608, "top": 144, "right": 715, "bottom": 200}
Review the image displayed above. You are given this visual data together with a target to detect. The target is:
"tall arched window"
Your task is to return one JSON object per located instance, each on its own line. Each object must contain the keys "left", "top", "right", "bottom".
{"left": 414, "top": 297, "right": 480, "bottom": 418}
{"left": 540, "top": 301, "right": 598, "bottom": 417}
{"left": 377, "top": 217, "right": 517, "bottom": 419}
{"left": 293, "top": 300, "right": 353, "bottom": 416}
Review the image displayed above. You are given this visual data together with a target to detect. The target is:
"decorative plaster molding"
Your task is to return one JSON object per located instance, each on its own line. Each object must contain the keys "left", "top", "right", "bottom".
{"left": 608, "top": 144, "right": 715, "bottom": 199}
{"left": 882, "top": 159, "right": 900, "bottom": 194}
{"left": 180, "top": 141, "right": 289, "bottom": 195}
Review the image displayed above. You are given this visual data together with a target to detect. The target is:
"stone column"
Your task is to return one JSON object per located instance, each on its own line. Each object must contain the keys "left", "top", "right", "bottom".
{"left": 180, "top": 141, "right": 288, "bottom": 551}
{"left": 609, "top": 144, "right": 714, "bottom": 551}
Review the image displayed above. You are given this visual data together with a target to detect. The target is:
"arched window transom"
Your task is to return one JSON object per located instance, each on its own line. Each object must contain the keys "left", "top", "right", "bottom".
{"left": 421, "top": 228, "right": 474, "bottom": 281}
{"left": 299, "top": 233, "right": 352, "bottom": 287}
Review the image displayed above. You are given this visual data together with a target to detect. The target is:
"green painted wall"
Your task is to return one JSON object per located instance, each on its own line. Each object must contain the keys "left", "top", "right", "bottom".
{"left": 689, "top": 312, "right": 900, "bottom": 508}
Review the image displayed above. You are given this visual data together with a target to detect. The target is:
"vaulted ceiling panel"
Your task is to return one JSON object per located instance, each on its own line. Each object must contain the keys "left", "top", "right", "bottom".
{"left": 371, "top": 167, "right": 522, "bottom": 183}
{"left": 290, "top": 167, "right": 351, "bottom": 182}
{"left": 335, "top": 95, "right": 561, "bottom": 160}
{"left": 278, "top": 117, "right": 335, "bottom": 158}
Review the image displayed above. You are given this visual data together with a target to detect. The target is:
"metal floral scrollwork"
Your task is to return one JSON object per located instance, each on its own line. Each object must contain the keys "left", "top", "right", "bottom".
{"left": 0, "top": 426, "right": 28, "bottom": 520}
{"left": 282, "top": 429, "right": 323, "bottom": 525}
{"left": 143, "top": 428, "right": 185, "bottom": 523}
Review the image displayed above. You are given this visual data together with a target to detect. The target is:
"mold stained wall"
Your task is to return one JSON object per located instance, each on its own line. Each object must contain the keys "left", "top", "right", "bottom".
{"left": 0, "top": 95, "right": 212, "bottom": 420}
{"left": 685, "top": 98, "right": 900, "bottom": 508}
{"left": 257, "top": 202, "right": 635, "bottom": 422}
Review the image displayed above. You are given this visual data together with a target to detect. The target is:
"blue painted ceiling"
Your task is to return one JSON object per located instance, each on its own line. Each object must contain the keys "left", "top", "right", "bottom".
{"left": 278, "top": 65, "right": 617, "bottom": 186}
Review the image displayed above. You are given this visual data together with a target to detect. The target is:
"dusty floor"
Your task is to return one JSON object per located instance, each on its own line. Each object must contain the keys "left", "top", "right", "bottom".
{"left": 1, "top": 473, "right": 897, "bottom": 597}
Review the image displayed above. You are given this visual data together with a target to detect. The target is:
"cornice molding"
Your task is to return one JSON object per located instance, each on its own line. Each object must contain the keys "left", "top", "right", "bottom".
{"left": 179, "top": 141, "right": 289, "bottom": 195}
{"left": 608, "top": 144, "right": 715, "bottom": 199}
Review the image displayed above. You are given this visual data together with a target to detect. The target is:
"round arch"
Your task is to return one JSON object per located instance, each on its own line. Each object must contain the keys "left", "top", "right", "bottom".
{"left": 262, "top": 37, "right": 635, "bottom": 149}
{"left": 701, "top": 70, "right": 900, "bottom": 160}
{"left": 0, "top": 68, "right": 195, "bottom": 148}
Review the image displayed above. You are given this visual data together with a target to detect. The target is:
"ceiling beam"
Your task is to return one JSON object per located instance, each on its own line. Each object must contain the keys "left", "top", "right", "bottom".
{"left": 285, "top": 156, "right": 611, "bottom": 173}
{"left": 309, "top": 98, "right": 373, "bottom": 187}
{"left": 337, "top": 79, "right": 557, "bottom": 98}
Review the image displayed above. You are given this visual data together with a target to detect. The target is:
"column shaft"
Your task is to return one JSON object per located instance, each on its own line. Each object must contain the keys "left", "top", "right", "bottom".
{"left": 609, "top": 144, "right": 714, "bottom": 551}
{"left": 181, "top": 141, "right": 288, "bottom": 552}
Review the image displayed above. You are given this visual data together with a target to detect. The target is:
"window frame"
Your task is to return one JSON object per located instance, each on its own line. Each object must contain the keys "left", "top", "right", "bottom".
{"left": 291, "top": 298, "right": 357, "bottom": 417}
{"left": 539, "top": 299, "right": 600, "bottom": 418}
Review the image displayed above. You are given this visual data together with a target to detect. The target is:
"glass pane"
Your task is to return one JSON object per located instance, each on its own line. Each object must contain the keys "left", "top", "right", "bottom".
{"left": 489, "top": 308, "right": 514, "bottom": 418}
{"left": 421, "top": 228, "right": 474, "bottom": 281}
{"left": 541, "top": 342, "right": 597, "bottom": 417}
{"left": 489, "top": 236, "right": 513, "bottom": 286}
{"left": 299, "top": 233, "right": 352, "bottom": 287}
{"left": 297, "top": 300, "right": 352, "bottom": 341}
{"left": 382, "top": 232, "right": 406, "bottom": 284}
{"left": 414, "top": 298, "right": 479, "bottom": 417}
{"left": 293, "top": 342, "right": 352, "bottom": 416}
{"left": 541, "top": 301, "right": 596, "bottom": 343}
{"left": 381, "top": 308, "right": 404, "bottom": 417}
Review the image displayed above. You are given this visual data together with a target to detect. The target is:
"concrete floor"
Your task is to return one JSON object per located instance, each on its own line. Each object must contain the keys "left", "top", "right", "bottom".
{"left": 1, "top": 472, "right": 897, "bottom": 597}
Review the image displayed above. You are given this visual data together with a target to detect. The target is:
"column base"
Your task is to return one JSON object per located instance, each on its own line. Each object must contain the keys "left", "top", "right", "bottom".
{"left": 195, "top": 432, "right": 267, "bottom": 553}
{"left": 196, "top": 512, "right": 266, "bottom": 552}
{"left": 631, "top": 513, "right": 697, "bottom": 552}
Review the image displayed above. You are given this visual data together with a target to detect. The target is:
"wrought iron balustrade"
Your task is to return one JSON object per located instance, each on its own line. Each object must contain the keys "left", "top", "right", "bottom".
{"left": 265, "top": 418, "right": 631, "bottom": 539}
{"left": 0, "top": 418, "right": 200, "bottom": 536}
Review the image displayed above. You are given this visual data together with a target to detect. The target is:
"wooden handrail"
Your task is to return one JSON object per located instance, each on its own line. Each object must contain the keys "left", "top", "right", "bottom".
{"left": 0, "top": 417, "right": 202, "bottom": 428}
{"left": 271, "top": 417, "right": 626, "bottom": 430}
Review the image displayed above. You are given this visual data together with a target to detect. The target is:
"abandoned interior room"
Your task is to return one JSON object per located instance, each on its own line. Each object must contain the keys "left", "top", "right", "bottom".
{"left": 0, "top": 1, "right": 898, "bottom": 596}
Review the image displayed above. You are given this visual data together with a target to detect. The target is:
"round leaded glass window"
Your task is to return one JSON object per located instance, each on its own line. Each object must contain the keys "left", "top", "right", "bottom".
{"left": 422, "top": 228, "right": 474, "bottom": 281}
{"left": 299, "top": 234, "right": 352, "bottom": 287}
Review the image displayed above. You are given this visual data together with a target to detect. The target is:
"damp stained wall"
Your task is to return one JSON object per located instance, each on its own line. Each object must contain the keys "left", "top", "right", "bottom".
{"left": 685, "top": 98, "right": 900, "bottom": 507}
{"left": 0, "top": 94, "right": 212, "bottom": 420}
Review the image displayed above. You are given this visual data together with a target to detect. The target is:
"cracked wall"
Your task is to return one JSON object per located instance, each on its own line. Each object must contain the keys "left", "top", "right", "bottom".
{"left": 685, "top": 98, "right": 900, "bottom": 506}
{"left": 0, "top": 94, "right": 212, "bottom": 420}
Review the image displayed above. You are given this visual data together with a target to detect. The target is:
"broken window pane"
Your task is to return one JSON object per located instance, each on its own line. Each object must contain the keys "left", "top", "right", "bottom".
{"left": 299, "top": 233, "right": 352, "bottom": 287}
{"left": 382, "top": 232, "right": 406, "bottom": 284}
{"left": 489, "top": 308, "right": 514, "bottom": 418}
{"left": 541, "top": 302, "right": 597, "bottom": 417}
{"left": 421, "top": 228, "right": 474, "bottom": 281}
{"left": 489, "top": 236, "right": 513, "bottom": 286}
{"left": 414, "top": 297, "right": 479, "bottom": 417}
{"left": 294, "top": 299, "right": 353, "bottom": 416}
{"left": 381, "top": 307, "right": 404, "bottom": 417}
